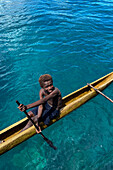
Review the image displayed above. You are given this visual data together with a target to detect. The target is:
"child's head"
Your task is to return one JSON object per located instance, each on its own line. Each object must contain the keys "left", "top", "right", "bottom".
{"left": 39, "top": 74, "right": 54, "bottom": 93}
{"left": 39, "top": 74, "right": 53, "bottom": 88}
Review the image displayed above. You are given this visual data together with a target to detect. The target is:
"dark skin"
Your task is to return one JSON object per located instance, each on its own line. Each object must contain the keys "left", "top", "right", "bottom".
{"left": 18, "top": 80, "right": 62, "bottom": 133}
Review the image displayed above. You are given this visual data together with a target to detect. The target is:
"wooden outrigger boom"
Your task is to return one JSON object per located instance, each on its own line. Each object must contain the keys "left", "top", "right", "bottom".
{"left": 0, "top": 72, "right": 113, "bottom": 155}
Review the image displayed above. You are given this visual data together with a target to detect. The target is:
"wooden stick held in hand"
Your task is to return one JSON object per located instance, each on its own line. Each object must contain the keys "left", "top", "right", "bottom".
{"left": 16, "top": 100, "right": 57, "bottom": 150}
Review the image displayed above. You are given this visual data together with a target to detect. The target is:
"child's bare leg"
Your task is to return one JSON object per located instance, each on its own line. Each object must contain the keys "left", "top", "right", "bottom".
{"left": 20, "top": 121, "right": 33, "bottom": 132}
{"left": 20, "top": 115, "right": 38, "bottom": 133}
{"left": 28, "top": 111, "right": 35, "bottom": 117}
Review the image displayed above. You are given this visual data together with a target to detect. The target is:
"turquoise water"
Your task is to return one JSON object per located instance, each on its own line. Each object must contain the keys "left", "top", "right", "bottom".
{"left": 0, "top": 0, "right": 113, "bottom": 169}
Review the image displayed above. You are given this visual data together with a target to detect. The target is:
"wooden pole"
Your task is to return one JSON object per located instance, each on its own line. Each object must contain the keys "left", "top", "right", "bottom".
{"left": 87, "top": 83, "right": 113, "bottom": 103}
{"left": 16, "top": 100, "right": 57, "bottom": 150}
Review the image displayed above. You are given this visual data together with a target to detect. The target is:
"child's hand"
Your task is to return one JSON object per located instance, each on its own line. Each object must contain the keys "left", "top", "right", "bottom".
{"left": 18, "top": 104, "right": 26, "bottom": 112}
{"left": 35, "top": 122, "right": 41, "bottom": 133}
{"left": 36, "top": 126, "right": 41, "bottom": 133}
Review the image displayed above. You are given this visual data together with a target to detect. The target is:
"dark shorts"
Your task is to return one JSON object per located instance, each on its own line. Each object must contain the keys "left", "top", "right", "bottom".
{"left": 31, "top": 102, "right": 60, "bottom": 125}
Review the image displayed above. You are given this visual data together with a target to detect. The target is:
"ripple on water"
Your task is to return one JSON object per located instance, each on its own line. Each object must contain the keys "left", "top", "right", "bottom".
{"left": 0, "top": 0, "right": 113, "bottom": 169}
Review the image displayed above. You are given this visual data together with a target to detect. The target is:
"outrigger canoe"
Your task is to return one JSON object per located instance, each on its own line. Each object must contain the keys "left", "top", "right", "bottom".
{"left": 0, "top": 72, "right": 113, "bottom": 155}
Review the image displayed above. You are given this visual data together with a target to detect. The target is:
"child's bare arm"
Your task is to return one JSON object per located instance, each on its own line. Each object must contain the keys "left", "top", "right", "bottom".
{"left": 18, "top": 89, "right": 59, "bottom": 112}
{"left": 27, "top": 89, "right": 58, "bottom": 109}
{"left": 30, "top": 89, "right": 58, "bottom": 109}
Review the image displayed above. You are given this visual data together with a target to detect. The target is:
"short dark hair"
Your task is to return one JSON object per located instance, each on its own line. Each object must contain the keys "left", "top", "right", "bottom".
{"left": 39, "top": 74, "right": 53, "bottom": 88}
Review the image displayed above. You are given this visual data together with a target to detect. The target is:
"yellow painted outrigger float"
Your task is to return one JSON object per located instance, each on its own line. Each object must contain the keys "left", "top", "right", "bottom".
{"left": 0, "top": 72, "right": 113, "bottom": 155}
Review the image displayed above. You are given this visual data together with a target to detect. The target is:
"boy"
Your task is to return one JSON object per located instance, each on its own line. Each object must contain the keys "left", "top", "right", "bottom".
{"left": 18, "top": 74, "right": 62, "bottom": 133}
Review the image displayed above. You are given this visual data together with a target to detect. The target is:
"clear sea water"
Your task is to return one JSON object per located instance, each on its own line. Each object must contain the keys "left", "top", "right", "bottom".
{"left": 0, "top": 0, "right": 113, "bottom": 169}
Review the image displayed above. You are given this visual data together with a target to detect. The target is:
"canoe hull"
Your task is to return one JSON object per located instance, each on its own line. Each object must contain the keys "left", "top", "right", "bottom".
{"left": 0, "top": 72, "right": 113, "bottom": 155}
